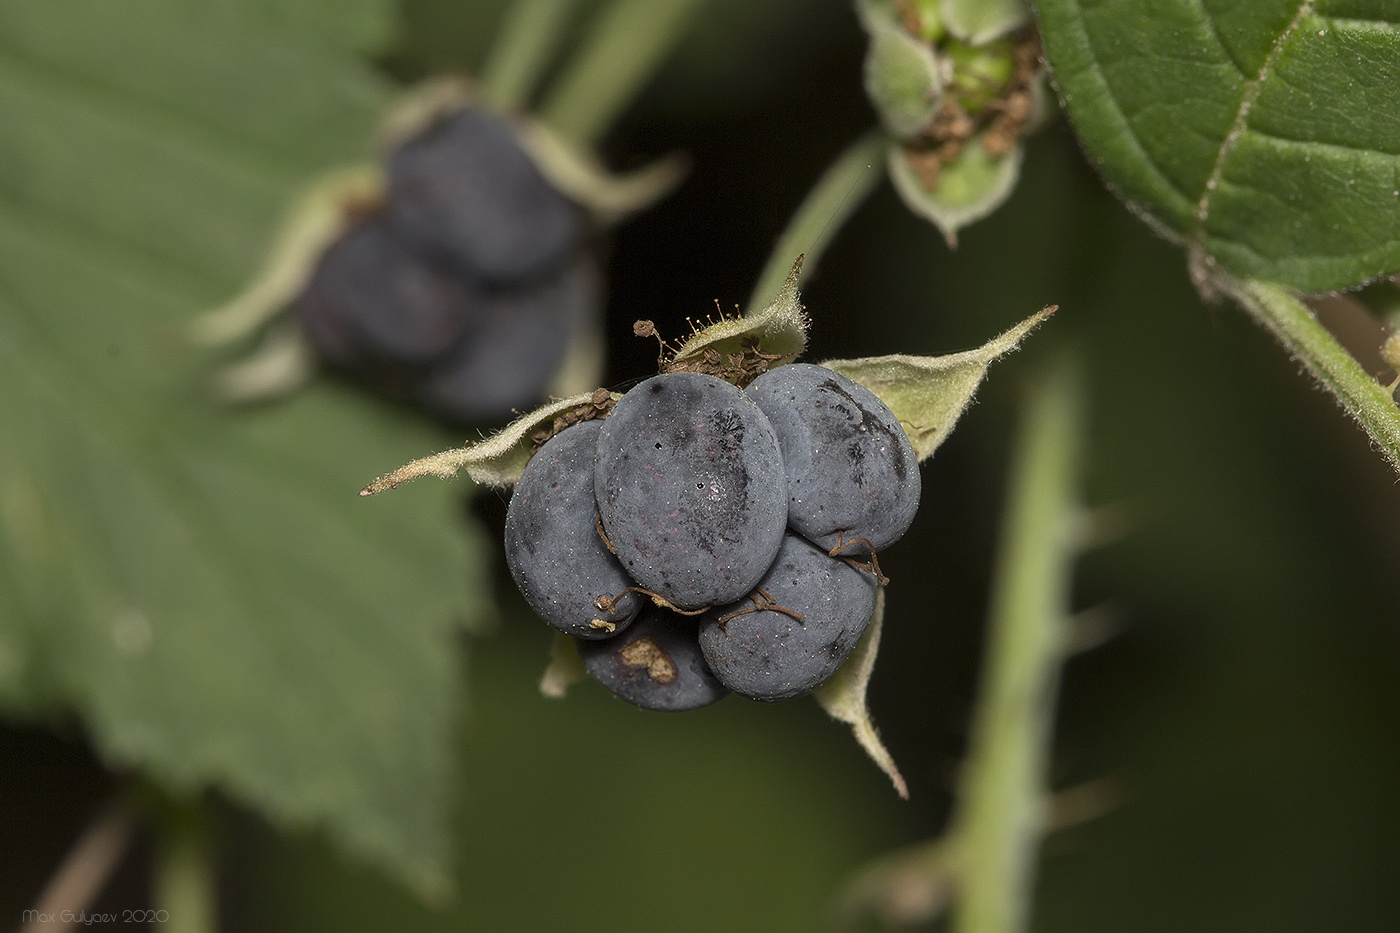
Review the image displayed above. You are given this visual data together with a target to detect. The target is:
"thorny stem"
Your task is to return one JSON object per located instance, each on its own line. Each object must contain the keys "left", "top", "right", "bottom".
{"left": 538, "top": 0, "right": 708, "bottom": 146}
{"left": 745, "top": 130, "right": 889, "bottom": 314}
{"left": 1230, "top": 278, "right": 1400, "bottom": 475}
{"left": 948, "top": 350, "right": 1083, "bottom": 933}
{"left": 480, "top": 0, "right": 580, "bottom": 112}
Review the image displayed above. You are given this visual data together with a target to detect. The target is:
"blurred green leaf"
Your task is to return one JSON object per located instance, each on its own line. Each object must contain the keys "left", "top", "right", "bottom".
{"left": 942, "top": 0, "right": 1030, "bottom": 45}
{"left": 0, "top": 0, "right": 485, "bottom": 899}
{"left": 1037, "top": 0, "right": 1400, "bottom": 293}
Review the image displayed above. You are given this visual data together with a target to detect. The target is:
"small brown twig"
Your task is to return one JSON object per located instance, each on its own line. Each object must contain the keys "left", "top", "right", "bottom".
{"left": 594, "top": 513, "right": 617, "bottom": 555}
{"left": 828, "top": 532, "right": 890, "bottom": 586}
{"left": 716, "top": 587, "right": 806, "bottom": 630}
{"left": 594, "top": 585, "right": 710, "bottom": 617}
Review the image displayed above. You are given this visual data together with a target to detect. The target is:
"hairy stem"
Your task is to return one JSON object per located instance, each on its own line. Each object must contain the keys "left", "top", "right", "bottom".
{"left": 746, "top": 130, "right": 889, "bottom": 314}
{"left": 949, "top": 351, "right": 1083, "bottom": 933}
{"left": 539, "top": 0, "right": 707, "bottom": 145}
{"left": 480, "top": 0, "right": 580, "bottom": 112}
{"left": 153, "top": 802, "right": 216, "bottom": 933}
{"left": 1233, "top": 278, "right": 1400, "bottom": 474}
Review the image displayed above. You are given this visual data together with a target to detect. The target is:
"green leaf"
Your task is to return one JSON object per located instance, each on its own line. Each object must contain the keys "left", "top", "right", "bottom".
{"left": 823, "top": 307, "right": 1054, "bottom": 460}
{"left": 0, "top": 0, "right": 485, "bottom": 899}
{"left": 1037, "top": 0, "right": 1400, "bottom": 293}
{"left": 888, "top": 136, "right": 1025, "bottom": 246}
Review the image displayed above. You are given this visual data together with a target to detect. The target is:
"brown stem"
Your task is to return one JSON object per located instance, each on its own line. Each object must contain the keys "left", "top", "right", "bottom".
{"left": 595, "top": 585, "right": 709, "bottom": 616}
{"left": 716, "top": 587, "right": 806, "bottom": 630}
{"left": 594, "top": 513, "right": 617, "bottom": 555}
{"left": 828, "top": 532, "right": 890, "bottom": 586}
{"left": 21, "top": 802, "right": 138, "bottom": 933}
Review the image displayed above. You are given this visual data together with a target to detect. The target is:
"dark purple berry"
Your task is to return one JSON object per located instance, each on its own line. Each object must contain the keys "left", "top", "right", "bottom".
{"left": 745, "top": 363, "right": 920, "bottom": 554}
{"left": 505, "top": 420, "right": 641, "bottom": 638}
{"left": 577, "top": 605, "right": 728, "bottom": 711}
{"left": 298, "top": 220, "right": 475, "bottom": 374}
{"left": 698, "top": 534, "right": 877, "bottom": 701}
{"left": 594, "top": 373, "right": 788, "bottom": 611}
{"left": 387, "top": 108, "right": 584, "bottom": 283}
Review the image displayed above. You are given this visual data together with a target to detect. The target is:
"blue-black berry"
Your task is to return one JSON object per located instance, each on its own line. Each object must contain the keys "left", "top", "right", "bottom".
{"left": 746, "top": 363, "right": 920, "bottom": 554}
{"left": 594, "top": 373, "right": 788, "bottom": 611}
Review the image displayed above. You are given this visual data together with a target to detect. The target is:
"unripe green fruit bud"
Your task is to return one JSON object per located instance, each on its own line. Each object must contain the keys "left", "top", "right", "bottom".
{"left": 888, "top": 136, "right": 1022, "bottom": 246}
{"left": 945, "top": 38, "right": 1016, "bottom": 114}
{"left": 907, "top": 0, "right": 945, "bottom": 41}
{"left": 863, "top": 21, "right": 944, "bottom": 139}
{"left": 940, "top": 0, "right": 1031, "bottom": 45}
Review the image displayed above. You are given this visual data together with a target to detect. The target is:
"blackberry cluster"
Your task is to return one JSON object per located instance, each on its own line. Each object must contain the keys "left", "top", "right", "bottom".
{"left": 505, "top": 364, "right": 921, "bottom": 710}
{"left": 297, "top": 108, "right": 598, "bottom": 424}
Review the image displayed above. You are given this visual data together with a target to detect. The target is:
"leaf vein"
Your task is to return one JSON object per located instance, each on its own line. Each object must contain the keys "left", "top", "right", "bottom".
{"left": 1323, "top": 16, "right": 1400, "bottom": 34}
{"left": 1194, "top": 1, "right": 1316, "bottom": 235}
{"left": 1190, "top": 0, "right": 1249, "bottom": 78}
{"left": 1241, "top": 127, "right": 1400, "bottom": 159}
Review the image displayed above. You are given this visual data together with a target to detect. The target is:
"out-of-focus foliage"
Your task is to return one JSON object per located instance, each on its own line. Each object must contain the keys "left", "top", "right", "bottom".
{"left": 0, "top": 0, "right": 483, "bottom": 898}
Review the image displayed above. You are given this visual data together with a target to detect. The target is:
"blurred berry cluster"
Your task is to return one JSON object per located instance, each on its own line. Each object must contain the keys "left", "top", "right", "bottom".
{"left": 298, "top": 107, "right": 599, "bottom": 424}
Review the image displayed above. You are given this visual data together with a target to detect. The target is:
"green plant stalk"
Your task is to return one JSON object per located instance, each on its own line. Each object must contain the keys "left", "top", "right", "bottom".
{"left": 745, "top": 130, "right": 890, "bottom": 315}
{"left": 1233, "top": 278, "right": 1400, "bottom": 474}
{"left": 480, "top": 0, "right": 580, "bottom": 112}
{"left": 948, "top": 352, "right": 1083, "bottom": 933}
{"left": 153, "top": 803, "right": 216, "bottom": 933}
{"left": 539, "top": 0, "right": 707, "bottom": 145}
